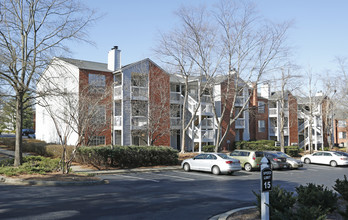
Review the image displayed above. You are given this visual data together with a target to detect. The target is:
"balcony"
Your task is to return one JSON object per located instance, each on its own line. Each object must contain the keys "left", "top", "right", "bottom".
{"left": 170, "top": 118, "right": 181, "bottom": 129}
{"left": 131, "top": 116, "right": 147, "bottom": 129}
{"left": 201, "top": 118, "right": 214, "bottom": 128}
{"left": 269, "top": 108, "right": 277, "bottom": 116}
{"left": 201, "top": 104, "right": 213, "bottom": 115}
{"left": 131, "top": 87, "right": 148, "bottom": 100}
{"left": 201, "top": 95, "right": 211, "bottom": 103}
{"left": 201, "top": 130, "right": 215, "bottom": 141}
{"left": 235, "top": 118, "right": 245, "bottom": 129}
{"left": 170, "top": 92, "right": 183, "bottom": 103}
{"left": 235, "top": 96, "right": 244, "bottom": 106}
{"left": 114, "top": 85, "right": 122, "bottom": 100}
{"left": 114, "top": 116, "right": 122, "bottom": 128}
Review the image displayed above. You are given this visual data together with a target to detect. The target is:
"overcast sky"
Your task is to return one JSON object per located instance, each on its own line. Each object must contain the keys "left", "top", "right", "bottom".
{"left": 67, "top": 0, "right": 348, "bottom": 78}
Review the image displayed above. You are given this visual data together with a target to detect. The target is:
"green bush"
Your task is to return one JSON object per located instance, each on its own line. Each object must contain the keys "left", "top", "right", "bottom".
{"left": 334, "top": 175, "right": 348, "bottom": 219}
{"left": 0, "top": 156, "right": 59, "bottom": 176}
{"left": 296, "top": 183, "right": 338, "bottom": 213}
{"left": 253, "top": 185, "right": 296, "bottom": 217}
{"left": 76, "top": 145, "right": 179, "bottom": 168}
{"left": 202, "top": 145, "right": 215, "bottom": 152}
{"left": 284, "top": 146, "right": 300, "bottom": 157}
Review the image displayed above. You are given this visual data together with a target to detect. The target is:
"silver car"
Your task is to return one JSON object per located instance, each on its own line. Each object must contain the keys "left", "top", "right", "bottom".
{"left": 269, "top": 151, "right": 303, "bottom": 169}
{"left": 181, "top": 153, "right": 241, "bottom": 175}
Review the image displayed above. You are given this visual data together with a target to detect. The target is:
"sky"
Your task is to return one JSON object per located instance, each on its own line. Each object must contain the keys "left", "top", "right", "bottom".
{"left": 68, "top": 0, "right": 348, "bottom": 77}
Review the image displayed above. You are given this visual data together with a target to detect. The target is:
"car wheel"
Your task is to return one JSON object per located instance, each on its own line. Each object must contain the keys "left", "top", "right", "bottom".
{"left": 212, "top": 166, "right": 220, "bottom": 175}
{"left": 330, "top": 160, "right": 337, "bottom": 167}
{"left": 244, "top": 163, "right": 252, "bottom": 172}
{"left": 304, "top": 158, "right": 311, "bottom": 164}
{"left": 183, "top": 163, "right": 190, "bottom": 172}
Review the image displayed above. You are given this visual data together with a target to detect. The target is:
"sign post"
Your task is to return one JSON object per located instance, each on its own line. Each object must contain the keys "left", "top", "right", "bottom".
{"left": 260, "top": 157, "right": 272, "bottom": 220}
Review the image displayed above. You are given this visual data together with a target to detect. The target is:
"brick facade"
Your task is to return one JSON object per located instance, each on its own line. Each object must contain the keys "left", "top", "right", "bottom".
{"left": 79, "top": 69, "right": 113, "bottom": 145}
{"left": 288, "top": 93, "right": 299, "bottom": 145}
{"left": 148, "top": 62, "right": 171, "bottom": 146}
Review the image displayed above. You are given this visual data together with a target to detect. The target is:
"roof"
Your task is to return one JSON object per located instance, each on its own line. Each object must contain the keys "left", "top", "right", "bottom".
{"left": 57, "top": 57, "right": 111, "bottom": 72}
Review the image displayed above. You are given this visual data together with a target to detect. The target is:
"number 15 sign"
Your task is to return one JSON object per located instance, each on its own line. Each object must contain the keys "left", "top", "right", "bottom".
{"left": 261, "top": 167, "right": 272, "bottom": 192}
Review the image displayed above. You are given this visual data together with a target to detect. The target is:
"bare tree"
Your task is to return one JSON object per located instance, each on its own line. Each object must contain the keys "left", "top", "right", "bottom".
{"left": 0, "top": 0, "right": 96, "bottom": 166}
{"left": 37, "top": 61, "right": 113, "bottom": 173}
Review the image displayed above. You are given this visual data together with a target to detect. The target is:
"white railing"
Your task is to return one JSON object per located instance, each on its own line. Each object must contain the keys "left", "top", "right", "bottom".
{"left": 114, "top": 85, "right": 122, "bottom": 99}
{"left": 201, "top": 103, "right": 213, "bottom": 114}
{"left": 269, "top": 108, "right": 277, "bottom": 116}
{"left": 201, "top": 118, "right": 214, "bottom": 128}
{"left": 114, "top": 116, "right": 122, "bottom": 127}
{"left": 131, "top": 116, "right": 147, "bottom": 128}
{"left": 269, "top": 126, "right": 276, "bottom": 135}
{"left": 235, "top": 118, "right": 245, "bottom": 128}
{"left": 201, "top": 130, "right": 214, "bottom": 140}
{"left": 170, "top": 118, "right": 181, "bottom": 127}
{"left": 188, "top": 95, "right": 198, "bottom": 112}
{"left": 170, "top": 92, "right": 183, "bottom": 103}
{"left": 131, "top": 87, "right": 148, "bottom": 100}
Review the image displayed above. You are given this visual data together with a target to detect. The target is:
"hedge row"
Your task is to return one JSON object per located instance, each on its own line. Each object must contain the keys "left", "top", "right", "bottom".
{"left": 235, "top": 140, "right": 301, "bottom": 157}
{"left": 76, "top": 145, "right": 179, "bottom": 168}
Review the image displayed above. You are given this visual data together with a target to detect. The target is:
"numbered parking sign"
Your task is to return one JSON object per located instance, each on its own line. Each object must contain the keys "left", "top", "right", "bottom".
{"left": 261, "top": 167, "right": 272, "bottom": 192}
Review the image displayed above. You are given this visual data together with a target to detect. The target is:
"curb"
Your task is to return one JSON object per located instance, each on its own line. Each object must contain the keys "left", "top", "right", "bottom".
{"left": 0, "top": 175, "right": 109, "bottom": 186}
{"left": 73, "top": 166, "right": 182, "bottom": 175}
{"left": 209, "top": 206, "right": 257, "bottom": 220}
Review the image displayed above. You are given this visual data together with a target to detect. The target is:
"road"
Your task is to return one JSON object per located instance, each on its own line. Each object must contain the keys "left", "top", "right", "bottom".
{"left": 0, "top": 164, "right": 347, "bottom": 220}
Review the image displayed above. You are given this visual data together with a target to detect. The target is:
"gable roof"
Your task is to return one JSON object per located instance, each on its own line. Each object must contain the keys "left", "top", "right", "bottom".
{"left": 57, "top": 57, "right": 111, "bottom": 72}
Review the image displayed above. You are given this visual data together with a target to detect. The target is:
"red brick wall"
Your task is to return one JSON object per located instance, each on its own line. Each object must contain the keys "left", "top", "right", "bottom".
{"left": 334, "top": 119, "right": 348, "bottom": 145}
{"left": 288, "top": 93, "right": 299, "bottom": 145}
{"left": 220, "top": 80, "right": 236, "bottom": 150}
{"left": 79, "top": 69, "right": 113, "bottom": 145}
{"left": 255, "top": 98, "right": 269, "bottom": 140}
{"left": 148, "top": 62, "right": 171, "bottom": 146}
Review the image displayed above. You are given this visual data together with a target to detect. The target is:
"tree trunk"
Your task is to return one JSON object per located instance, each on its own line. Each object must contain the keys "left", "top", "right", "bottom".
{"left": 14, "top": 93, "right": 24, "bottom": 166}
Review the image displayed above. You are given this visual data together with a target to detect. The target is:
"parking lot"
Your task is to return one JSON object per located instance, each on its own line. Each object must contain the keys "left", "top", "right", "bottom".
{"left": 0, "top": 164, "right": 346, "bottom": 220}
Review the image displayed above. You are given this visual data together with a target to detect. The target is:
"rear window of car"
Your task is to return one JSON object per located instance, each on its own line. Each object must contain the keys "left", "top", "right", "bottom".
{"left": 255, "top": 152, "right": 263, "bottom": 157}
{"left": 240, "top": 152, "right": 250, "bottom": 156}
{"left": 230, "top": 151, "right": 240, "bottom": 156}
{"left": 217, "top": 154, "right": 230, "bottom": 159}
{"left": 333, "top": 152, "right": 344, "bottom": 156}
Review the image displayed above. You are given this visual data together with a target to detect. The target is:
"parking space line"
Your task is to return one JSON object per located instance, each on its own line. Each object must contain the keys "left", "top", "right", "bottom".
{"left": 154, "top": 173, "right": 195, "bottom": 181}
{"left": 119, "top": 174, "right": 160, "bottom": 183}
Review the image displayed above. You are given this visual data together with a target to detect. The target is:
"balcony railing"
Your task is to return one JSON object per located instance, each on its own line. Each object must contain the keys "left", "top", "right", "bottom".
{"left": 114, "top": 116, "right": 122, "bottom": 127}
{"left": 235, "top": 118, "right": 245, "bottom": 128}
{"left": 269, "top": 108, "right": 277, "bottom": 116}
{"left": 170, "top": 118, "right": 181, "bottom": 128}
{"left": 201, "top": 130, "right": 214, "bottom": 140}
{"left": 201, "top": 118, "right": 214, "bottom": 128}
{"left": 170, "top": 92, "right": 183, "bottom": 103}
{"left": 131, "top": 87, "right": 148, "bottom": 100}
{"left": 114, "top": 85, "right": 122, "bottom": 100}
{"left": 131, "top": 116, "right": 147, "bottom": 128}
{"left": 201, "top": 104, "right": 213, "bottom": 115}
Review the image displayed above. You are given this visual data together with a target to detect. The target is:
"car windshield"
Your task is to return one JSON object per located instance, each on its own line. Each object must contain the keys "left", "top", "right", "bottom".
{"left": 217, "top": 153, "right": 230, "bottom": 159}
{"left": 276, "top": 152, "right": 289, "bottom": 158}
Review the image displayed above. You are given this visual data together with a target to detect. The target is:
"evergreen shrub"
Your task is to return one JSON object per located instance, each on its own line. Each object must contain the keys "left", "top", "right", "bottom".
{"left": 76, "top": 145, "right": 179, "bottom": 168}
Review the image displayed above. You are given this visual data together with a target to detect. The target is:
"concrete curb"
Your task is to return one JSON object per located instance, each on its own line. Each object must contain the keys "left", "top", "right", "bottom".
{"left": 0, "top": 175, "right": 109, "bottom": 186}
{"left": 209, "top": 206, "right": 257, "bottom": 220}
{"left": 73, "top": 166, "right": 182, "bottom": 175}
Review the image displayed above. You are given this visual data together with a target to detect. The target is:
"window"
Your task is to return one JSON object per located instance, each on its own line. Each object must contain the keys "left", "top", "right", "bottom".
{"left": 258, "top": 120, "right": 266, "bottom": 132}
{"left": 114, "top": 74, "right": 122, "bottom": 86}
{"left": 115, "top": 101, "right": 122, "bottom": 116}
{"left": 258, "top": 101, "right": 265, "bottom": 113}
{"left": 115, "top": 130, "right": 121, "bottom": 145}
{"left": 89, "top": 105, "right": 106, "bottom": 124}
{"left": 90, "top": 136, "right": 105, "bottom": 146}
{"left": 89, "top": 74, "right": 106, "bottom": 93}
{"left": 338, "top": 120, "right": 347, "bottom": 127}
{"left": 339, "top": 132, "right": 347, "bottom": 139}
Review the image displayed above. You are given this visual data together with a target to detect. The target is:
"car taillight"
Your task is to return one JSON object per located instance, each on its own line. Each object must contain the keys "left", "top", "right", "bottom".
{"left": 273, "top": 158, "right": 281, "bottom": 162}
{"left": 226, "top": 161, "right": 234, "bottom": 164}
{"left": 252, "top": 153, "right": 256, "bottom": 160}
{"left": 340, "top": 158, "right": 348, "bottom": 160}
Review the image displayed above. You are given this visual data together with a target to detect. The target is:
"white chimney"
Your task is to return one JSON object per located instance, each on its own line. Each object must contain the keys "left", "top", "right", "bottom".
{"left": 260, "top": 83, "right": 270, "bottom": 99}
{"left": 108, "top": 46, "right": 121, "bottom": 71}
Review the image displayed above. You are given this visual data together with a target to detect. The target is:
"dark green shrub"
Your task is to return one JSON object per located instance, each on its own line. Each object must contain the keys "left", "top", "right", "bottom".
{"left": 202, "top": 145, "right": 215, "bottom": 152}
{"left": 0, "top": 156, "right": 59, "bottom": 176}
{"left": 333, "top": 175, "right": 348, "bottom": 219}
{"left": 76, "top": 145, "right": 179, "bottom": 168}
{"left": 253, "top": 185, "right": 296, "bottom": 217}
{"left": 334, "top": 175, "right": 348, "bottom": 201}
{"left": 284, "top": 146, "right": 300, "bottom": 157}
{"left": 296, "top": 183, "right": 338, "bottom": 213}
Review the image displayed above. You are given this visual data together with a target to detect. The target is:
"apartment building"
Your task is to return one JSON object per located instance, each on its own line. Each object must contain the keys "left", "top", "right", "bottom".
{"left": 36, "top": 46, "right": 253, "bottom": 150}
{"left": 334, "top": 109, "right": 348, "bottom": 147}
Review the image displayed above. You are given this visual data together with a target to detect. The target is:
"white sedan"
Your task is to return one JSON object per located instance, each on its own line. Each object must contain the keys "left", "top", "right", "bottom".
{"left": 301, "top": 151, "right": 348, "bottom": 167}
{"left": 181, "top": 153, "right": 242, "bottom": 175}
